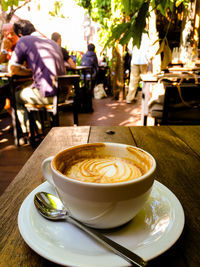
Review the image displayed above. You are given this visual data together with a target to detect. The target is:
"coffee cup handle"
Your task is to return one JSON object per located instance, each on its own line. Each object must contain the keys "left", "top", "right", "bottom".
{"left": 42, "top": 156, "right": 55, "bottom": 186}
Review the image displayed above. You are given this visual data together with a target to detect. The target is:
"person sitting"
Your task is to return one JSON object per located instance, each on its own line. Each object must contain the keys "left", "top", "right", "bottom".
{"left": 0, "top": 23, "right": 19, "bottom": 118}
{"left": 8, "top": 20, "right": 65, "bottom": 139}
{"left": 81, "top": 43, "right": 99, "bottom": 97}
{"left": 81, "top": 43, "right": 98, "bottom": 80}
{"left": 51, "top": 32, "right": 76, "bottom": 100}
{"left": 51, "top": 32, "right": 76, "bottom": 69}
{"left": 0, "top": 23, "right": 19, "bottom": 64}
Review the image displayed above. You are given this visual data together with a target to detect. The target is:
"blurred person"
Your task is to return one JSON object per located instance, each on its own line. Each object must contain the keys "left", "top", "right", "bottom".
{"left": 0, "top": 23, "right": 19, "bottom": 64}
{"left": 79, "top": 43, "right": 99, "bottom": 113}
{"left": 81, "top": 43, "right": 98, "bottom": 79}
{"left": 9, "top": 20, "right": 65, "bottom": 137}
{"left": 126, "top": 32, "right": 152, "bottom": 104}
{"left": 51, "top": 32, "right": 76, "bottom": 69}
{"left": 51, "top": 32, "right": 76, "bottom": 100}
{"left": 0, "top": 24, "right": 19, "bottom": 122}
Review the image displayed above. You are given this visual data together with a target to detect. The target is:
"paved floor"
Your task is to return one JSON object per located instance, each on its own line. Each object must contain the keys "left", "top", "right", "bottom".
{"left": 0, "top": 93, "right": 154, "bottom": 195}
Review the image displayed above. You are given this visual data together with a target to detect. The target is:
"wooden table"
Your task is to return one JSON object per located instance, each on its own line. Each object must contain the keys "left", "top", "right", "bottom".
{"left": 66, "top": 65, "right": 93, "bottom": 90}
{"left": 0, "top": 126, "right": 200, "bottom": 266}
{"left": 167, "top": 66, "right": 200, "bottom": 73}
{"left": 140, "top": 72, "right": 200, "bottom": 125}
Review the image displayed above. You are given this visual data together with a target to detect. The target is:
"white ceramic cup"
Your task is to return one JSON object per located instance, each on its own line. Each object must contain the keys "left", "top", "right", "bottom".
{"left": 42, "top": 143, "right": 156, "bottom": 229}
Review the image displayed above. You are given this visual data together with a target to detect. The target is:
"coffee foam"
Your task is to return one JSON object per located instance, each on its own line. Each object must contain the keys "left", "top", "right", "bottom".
{"left": 54, "top": 143, "right": 153, "bottom": 184}
{"left": 64, "top": 157, "right": 143, "bottom": 183}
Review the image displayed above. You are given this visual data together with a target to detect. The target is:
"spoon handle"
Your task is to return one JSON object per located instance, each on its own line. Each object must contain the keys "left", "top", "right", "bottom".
{"left": 67, "top": 215, "right": 147, "bottom": 267}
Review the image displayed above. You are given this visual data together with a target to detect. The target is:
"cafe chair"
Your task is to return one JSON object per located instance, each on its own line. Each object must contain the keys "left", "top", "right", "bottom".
{"left": 24, "top": 74, "right": 80, "bottom": 147}
{"left": 150, "top": 80, "right": 200, "bottom": 125}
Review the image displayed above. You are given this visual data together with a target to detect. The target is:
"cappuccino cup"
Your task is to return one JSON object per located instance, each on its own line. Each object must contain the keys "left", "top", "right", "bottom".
{"left": 42, "top": 143, "right": 156, "bottom": 229}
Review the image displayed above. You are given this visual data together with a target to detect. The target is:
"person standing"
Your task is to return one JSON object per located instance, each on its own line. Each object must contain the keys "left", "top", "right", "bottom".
{"left": 9, "top": 20, "right": 65, "bottom": 136}
{"left": 126, "top": 33, "right": 151, "bottom": 104}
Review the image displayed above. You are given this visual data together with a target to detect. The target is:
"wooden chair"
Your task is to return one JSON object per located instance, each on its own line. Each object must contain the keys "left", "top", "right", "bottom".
{"left": 24, "top": 74, "right": 80, "bottom": 147}
{"left": 154, "top": 81, "right": 200, "bottom": 125}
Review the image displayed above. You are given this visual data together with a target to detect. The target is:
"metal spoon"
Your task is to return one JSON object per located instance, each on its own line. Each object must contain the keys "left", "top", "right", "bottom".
{"left": 34, "top": 192, "right": 147, "bottom": 267}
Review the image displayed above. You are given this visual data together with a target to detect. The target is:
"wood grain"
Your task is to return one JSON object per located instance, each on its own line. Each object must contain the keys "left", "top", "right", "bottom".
{"left": 130, "top": 126, "right": 200, "bottom": 267}
{"left": 0, "top": 126, "right": 199, "bottom": 267}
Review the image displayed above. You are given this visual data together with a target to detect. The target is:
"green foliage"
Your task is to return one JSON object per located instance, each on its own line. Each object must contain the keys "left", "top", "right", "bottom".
{"left": 155, "top": 36, "right": 172, "bottom": 68}
{"left": 1, "top": 0, "right": 22, "bottom": 11}
{"left": 49, "top": 0, "right": 65, "bottom": 18}
{"left": 151, "top": 0, "right": 174, "bottom": 16}
{"left": 76, "top": 0, "right": 92, "bottom": 10}
{"left": 121, "top": 0, "right": 145, "bottom": 15}
{"left": 151, "top": 0, "right": 189, "bottom": 16}
{"left": 105, "top": 1, "right": 149, "bottom": 49}
{"left": 175, "top": 0, "right": 189, "bottom": 7}
{"left": 131, "top": 1, "right": 150, "bottom": 47}
{"left": 82, "top": 0, "right": 112, "bottom": 29}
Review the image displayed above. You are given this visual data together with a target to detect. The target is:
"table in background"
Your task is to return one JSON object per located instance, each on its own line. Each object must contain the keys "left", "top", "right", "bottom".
{"left": 66, "top": 65, "right": 93, "bottom": 91}
{"left": 0, "top": 126, "right": 200, "bottom": 266}
{"left": 141, "top": 72, "right": 200, "bottom": 125}
{"left": 66, "top": 66, "right": 94, "bottom": 112}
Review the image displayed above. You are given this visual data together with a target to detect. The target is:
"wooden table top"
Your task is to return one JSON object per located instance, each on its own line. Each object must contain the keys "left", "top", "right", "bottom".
{"left": 141, "top": 72, "right": 200, "bottom": 82}
{"left": 0, "top": 126, "right": 200, "bottom": 267}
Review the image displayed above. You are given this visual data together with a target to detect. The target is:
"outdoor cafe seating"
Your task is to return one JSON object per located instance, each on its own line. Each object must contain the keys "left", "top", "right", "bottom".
{"left": 24, "top": 74, "right": 80, "bottom": 147}
{"left": 66, "top": 65, "right": 94, "bottom": 112}
{"left": 141, "top": 63, "right": 200, "bottom": 126}
{"left": 150, "top": 80, "right": 200, "bottom": 125}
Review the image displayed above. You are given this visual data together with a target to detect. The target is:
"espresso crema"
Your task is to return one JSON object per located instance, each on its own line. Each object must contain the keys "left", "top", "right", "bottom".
{"left": 64, "top": 157, "right": 143, "bottom": 183}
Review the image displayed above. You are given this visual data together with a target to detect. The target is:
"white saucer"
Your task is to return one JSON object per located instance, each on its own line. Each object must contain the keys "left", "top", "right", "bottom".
{"left": 18, "top": 181, "right": 184, "bottom": 267}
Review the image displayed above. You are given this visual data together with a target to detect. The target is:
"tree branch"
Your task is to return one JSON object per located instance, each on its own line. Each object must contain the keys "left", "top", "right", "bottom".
{"left": 6, "top": 0, "right": 32, "bottom": 22}
{"left": 13, "top": 0, "right": 31, "bottom": 13}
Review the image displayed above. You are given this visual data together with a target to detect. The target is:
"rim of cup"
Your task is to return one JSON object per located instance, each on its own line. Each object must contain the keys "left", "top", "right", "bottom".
{"left": 51, "top": 142, "right": 156, "bottom": 187}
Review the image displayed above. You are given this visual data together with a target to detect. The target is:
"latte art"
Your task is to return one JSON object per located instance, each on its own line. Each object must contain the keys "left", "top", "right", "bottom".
{"left": 64, "top": 157, "right": 143, "bottom": 183}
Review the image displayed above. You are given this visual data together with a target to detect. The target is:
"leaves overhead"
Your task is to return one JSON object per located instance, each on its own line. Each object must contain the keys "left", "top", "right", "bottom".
{"left": 78, "top": 0, "right": 180, "bottom": 49}
{"left": 155, "top": 36, "right": 172, "bottom": 68}
{"left": 1, "top": 0, "right": 190, "bottom": 52}
{"left": 105, "top": 0, "right": 150, "bottom": 49}
{"left": 49, "top": 0, "right": 65, "bottom": 18}
{"left": 121, "top": 0, "right": 145, "bottom": 15}
{"left": 151, "top": 0, "right": 174, "bottom": 16}
{"left": 1, "top": 0, "right": 28, "bottom": 11}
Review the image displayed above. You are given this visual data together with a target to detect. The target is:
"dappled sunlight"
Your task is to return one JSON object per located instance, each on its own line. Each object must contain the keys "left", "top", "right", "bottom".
{"left": 80, "top": 96, "right": 145, "bottom": 126}
{"left": 108, "top": 114, "right": 115, "bottom": 118}
{"left": 107, "top": 102, "right": 127, "bottom": 107}
{"left": 124, "top": 107, "right": 136, "bottom": 112}
{"left": 97, "top": 116, "right": 108, "bottom": 121}
{"left": 119, "top": 118, "right": 142, "bottom": 126}
{"left": 130, "top": 107, "right": 142, "bottom": 115}
{"left": 0, "top": 144, "right": 17, "bottom": 151}
{"left": 0, "top": 138, "right": 8, "bottom": 144}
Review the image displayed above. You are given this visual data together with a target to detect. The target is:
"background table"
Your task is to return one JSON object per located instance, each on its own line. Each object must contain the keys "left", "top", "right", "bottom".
{"left": 0, "top": 126, "right": 200, "bottom": 266}
{"left": 141, "top": 72, "right": 200, "bottom": 125}
{"left": 66, "top": 65, "right": 93, "bottom": 90}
